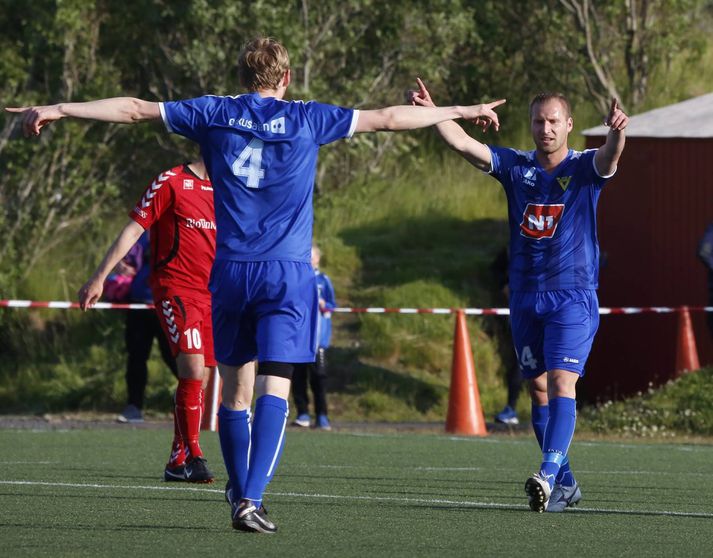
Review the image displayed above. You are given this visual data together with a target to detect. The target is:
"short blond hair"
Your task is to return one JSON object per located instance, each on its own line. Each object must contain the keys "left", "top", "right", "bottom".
{"left": 238, "top": 37, "right": 290, "bottom": 91}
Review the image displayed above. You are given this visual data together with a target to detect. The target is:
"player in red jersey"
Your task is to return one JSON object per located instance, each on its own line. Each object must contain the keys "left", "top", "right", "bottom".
{"left": 79, "top": 159, "right": 222, "bottom": 483}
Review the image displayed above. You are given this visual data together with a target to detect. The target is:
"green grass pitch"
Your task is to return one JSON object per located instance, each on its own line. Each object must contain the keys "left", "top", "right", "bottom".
{"left": 1, "top": 426, "right": 712, "bottom": 556}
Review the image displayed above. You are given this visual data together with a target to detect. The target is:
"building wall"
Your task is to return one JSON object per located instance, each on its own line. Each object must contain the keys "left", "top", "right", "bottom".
{"left": 582, "top": 136, "right": 713, "bottom": 401}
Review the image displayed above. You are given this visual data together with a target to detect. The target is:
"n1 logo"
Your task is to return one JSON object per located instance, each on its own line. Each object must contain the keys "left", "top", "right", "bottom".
{"left": 184, "top": 328, "right": 202, "bottom": 350}
{"left": 520, "top": 345, "right": 537, "bottom": 370}
{"left": 232, "top": 138, "right": 265, "bottom": 188}
{"left": 519, "top": 203, "right": 564, "bottom": 240}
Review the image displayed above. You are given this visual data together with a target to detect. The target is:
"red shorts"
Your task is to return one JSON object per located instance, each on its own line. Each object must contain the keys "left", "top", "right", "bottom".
{"left": 153, "top": 289, "right": 216, "bottom": 367}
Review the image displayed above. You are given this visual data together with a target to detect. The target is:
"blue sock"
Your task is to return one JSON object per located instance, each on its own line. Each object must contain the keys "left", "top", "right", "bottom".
{"left": 556, "top": 457, "right": 576, "bottom": 487}
{"left": 531, "top": 404, "right": 549, "bottom": 449}
{"left": 217, "top": 405, "right": 251, "bottom": 500}
{"left": 540, "top": 397, "right": 577, "bottom": 488}
{"left": 243, "top": 395, "right": 288, "bottom": 506}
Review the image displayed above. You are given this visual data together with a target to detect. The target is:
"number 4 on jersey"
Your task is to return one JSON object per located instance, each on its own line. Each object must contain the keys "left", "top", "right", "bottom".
{"left": 232, "top": 138, "right": 265, "bottom": 188}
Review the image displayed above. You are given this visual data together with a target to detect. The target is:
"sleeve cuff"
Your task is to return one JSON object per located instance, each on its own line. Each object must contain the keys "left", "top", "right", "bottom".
{"left": 347, "top": 110, "right": 360, "bottom": 138}
{"left": 158, "top": 102, "right": 173, "bottom": 134}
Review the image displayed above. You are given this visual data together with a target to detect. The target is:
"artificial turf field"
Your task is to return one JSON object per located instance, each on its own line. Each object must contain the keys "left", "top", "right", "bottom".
{"left": 1, "top": 425, "right": 712, "bottom": 557}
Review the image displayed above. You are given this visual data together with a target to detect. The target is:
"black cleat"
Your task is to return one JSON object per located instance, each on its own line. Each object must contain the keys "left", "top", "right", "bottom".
{"left": 164, "top": 463, "right": 186, "bottom": 482}
{"left": 184, "top": 457, "right": 215, "bottom": 484}
{"left": 232, "top": 499, "right": 277, "bottom": 533}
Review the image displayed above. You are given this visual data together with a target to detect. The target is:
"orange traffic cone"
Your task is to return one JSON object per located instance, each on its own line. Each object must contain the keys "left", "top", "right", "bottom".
{"left": 201, "top": 367, "right": 222, "bottom": 431}
{"left": 445, "top": 310, "right": 487, "bottom": 436}
{"left": 674, "top": 306, "right": 700, "bottom": 377}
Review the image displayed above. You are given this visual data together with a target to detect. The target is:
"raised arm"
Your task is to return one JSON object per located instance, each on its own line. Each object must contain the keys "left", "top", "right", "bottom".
{"left": 594, "top": 98, "right": 628, "bottom": 177}
{"left": 78, "top": 219, "right": 146, "bottom": 310}
{"left": 408, "top": 78, "right": 500, "bottom": 172}
{"left": 5, "top": 98, "right": 160, "bottom": 137}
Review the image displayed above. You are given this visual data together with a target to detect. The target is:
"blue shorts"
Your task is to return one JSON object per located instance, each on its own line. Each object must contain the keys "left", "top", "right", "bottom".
{"left": 210, "top": 260, "right": 318, "bottom": 366}
{"left": 509, "top": 289, "right": 599, "bottom": 378}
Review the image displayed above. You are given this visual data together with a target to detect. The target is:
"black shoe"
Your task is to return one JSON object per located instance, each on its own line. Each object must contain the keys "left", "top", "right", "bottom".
{"left": 164, "top": 463, "right": 186, "bottom": 482}
{"left": 232, "top": 499, "right": 277, "bottom": 533}
{"left": 184, "top": 457, "right": 215, "bottom": 484}
{"left": 226, "top": 481, "right": 269, "bottom": 515}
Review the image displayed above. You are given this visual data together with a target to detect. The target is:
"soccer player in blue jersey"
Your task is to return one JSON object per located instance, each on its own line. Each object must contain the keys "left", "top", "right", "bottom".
{"left": 7, "top": 38, "right": 506, "bottom": 532}
{"left": 411, "top": 79, "right": 628, "bottom": 513}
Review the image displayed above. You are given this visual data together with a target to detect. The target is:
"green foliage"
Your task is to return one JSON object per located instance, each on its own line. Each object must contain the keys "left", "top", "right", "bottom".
{"left": 580, "top": 368, "right": 713, "bottom": 437}
{"left": 2, "top": 1, "right": 713, "bottom": 424}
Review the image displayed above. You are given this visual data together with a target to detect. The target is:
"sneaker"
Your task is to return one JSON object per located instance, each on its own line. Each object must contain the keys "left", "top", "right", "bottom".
{"left": 547, "top": 482, "right": 582, "bottom": 512}
{"left": 525, "top": 472, "right": 552, "bottom": 513}
{"left": 232, "top": 499, "right": 277, "bottom": 534}
{"left": 291, "top": 413, "right": 311, "bottom": 427}
{"left": 117, "top": 404, "right": 144, "bottom": 424}
{"left": 184, "top": 457, "right": 215, "bottom": 484}
{"left": 164, "top": 463, "right": 186, "bottom": 482}
{"left": 315, "top": 414, "right": 332, "bottom": 431}
{"left": 495, "top": 405, "right": 519, "bottom": 425}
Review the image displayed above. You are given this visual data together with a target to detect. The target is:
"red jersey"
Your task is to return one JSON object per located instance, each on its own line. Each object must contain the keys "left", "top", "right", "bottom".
{"left": 129, "top": 164, "right": 216, "bottom": 296}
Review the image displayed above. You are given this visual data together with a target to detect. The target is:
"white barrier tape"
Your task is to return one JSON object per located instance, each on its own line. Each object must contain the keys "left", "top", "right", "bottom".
{"left": 2, "top": 300, "right": 712, "bottom": 314}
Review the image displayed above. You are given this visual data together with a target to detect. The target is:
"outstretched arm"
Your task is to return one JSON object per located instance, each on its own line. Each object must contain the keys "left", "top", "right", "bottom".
{"left": 78, "top": 220, "right": 145, "bottom": 310}
{"left": 355, "top": 86, "right": 504, "bottom": 148}
{"left": 408, "top": 78, "right": 499, "bottom": 172}
{"left": 5, "top": 98, "right": 160, "bottom": 137}
{"left": 594, "top": 98, "right": 628, "bottom": 177}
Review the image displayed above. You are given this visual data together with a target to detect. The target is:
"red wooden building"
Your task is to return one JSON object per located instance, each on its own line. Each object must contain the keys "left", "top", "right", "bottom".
{"left": 581, "top": 92, "right": 713, "bottom": 402}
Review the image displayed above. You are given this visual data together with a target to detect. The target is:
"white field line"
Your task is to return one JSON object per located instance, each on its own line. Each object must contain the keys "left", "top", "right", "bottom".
{"left": 1, "top": 479, "right": 712, "bottom": 519}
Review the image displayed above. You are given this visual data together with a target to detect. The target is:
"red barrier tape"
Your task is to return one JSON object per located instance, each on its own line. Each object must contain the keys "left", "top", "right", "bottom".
{"left": 1, "top": 300, "right": 712, "bottom": 315}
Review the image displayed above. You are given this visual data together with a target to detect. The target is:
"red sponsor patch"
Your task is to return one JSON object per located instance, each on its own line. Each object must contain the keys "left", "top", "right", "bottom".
{"left": 519, "top": 203, "right": 565, "bottom": 239}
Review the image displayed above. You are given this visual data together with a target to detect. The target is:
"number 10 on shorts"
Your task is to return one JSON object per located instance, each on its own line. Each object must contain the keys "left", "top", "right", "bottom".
{"left": 184, "top": 328, "right": 202, "bottom": 350}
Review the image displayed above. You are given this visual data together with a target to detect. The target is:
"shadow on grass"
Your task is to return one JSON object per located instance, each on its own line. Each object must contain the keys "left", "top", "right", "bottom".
{"left": 340, "top": 213, "right": 509, "bottom": 303}
{"left": 327, "top": 346, "right": 446, "bottom": 414}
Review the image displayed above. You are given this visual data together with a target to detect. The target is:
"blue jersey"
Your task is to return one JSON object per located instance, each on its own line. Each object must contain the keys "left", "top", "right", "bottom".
{"left": 489, "top": 146, "right": 613, "bottom": 292}
{"left": 160, "top": 94, "right": 358, "bottom": 263}
{"left": 315, "top": 270, "right": 336, "bottom": 349}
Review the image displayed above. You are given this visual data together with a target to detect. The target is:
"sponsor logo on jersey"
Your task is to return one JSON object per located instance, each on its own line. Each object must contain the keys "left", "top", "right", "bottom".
{"left": 183, "top": 179, "right": 194, "bottom": 190}
{"left": 557, "top": 176, "right": 572, "bottom": 191}
{"left": 229, "top": 116, "right": 288, "bottom": 134}
{"left": 269, "top": 116, "right": 286, "bottom": 134}
{"left": 519, "top": 203, "right": 565, "bottom": 240}
{"left": 522, "top": 167, "right": 537, "bottom": 187}
{"left": 133, "top": 207, "right": 147, "bottom": 219}
{"left": 201, "top": 185, "right": 213, "bottom": 192}
{"left": 185, "top": 217, "right": 216, "bottom": 230}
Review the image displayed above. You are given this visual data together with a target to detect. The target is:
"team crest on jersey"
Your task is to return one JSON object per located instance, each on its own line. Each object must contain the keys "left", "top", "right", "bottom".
{"left": 183, "top": 179, "right": 194, "bottom": 190}
{"left": 520, "top": 203, "right": 565, "bottom": 240}
{"left": 557, "top": 176, "right": 572, "bottom": 191}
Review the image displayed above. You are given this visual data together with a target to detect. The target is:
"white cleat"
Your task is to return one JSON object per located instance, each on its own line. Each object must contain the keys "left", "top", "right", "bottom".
{"left": 525, "top": 473, "right": 552, "bottom": 513}
{"left": 546, "top": 482, "right": 582, "bottom": 512}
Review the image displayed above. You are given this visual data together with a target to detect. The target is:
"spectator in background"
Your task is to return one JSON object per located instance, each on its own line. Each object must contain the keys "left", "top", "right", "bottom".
{"left": 491, "top": 246, "right": 523, "bottom": 426}
{"left": 697, "top": 222, "right": 713, "bottom": 338}
{"left": 118, "top": 232, "right": 178, "bottom": 423}
{"left": 292, "top": 245, "right": 336, "bottom": 431}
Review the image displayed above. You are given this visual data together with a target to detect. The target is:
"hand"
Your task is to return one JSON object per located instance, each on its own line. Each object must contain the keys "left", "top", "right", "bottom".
{"left": 463, "top": 99, "right": 506, "bottom": 132}
{"left": 5, "top": 104, "right": 63, "bottom": 137}
{"left": 78, "top": 277, "right": 104, "bottom": 311}
{"left": 604, "top": 98, "right": 628, "bottom": 131}
{"left": 408, "top": 77, "right": 436, "bottom": 108}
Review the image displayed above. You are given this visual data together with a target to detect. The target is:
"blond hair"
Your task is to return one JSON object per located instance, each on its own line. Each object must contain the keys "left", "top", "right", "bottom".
{"left": 238, "top": 37, "right": 290, "bottom": 91}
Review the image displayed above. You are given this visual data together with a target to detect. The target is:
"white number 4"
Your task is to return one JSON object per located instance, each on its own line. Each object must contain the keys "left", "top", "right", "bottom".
{"left": 232, "top": 138, "right": 265, "bottom": 188}
{"left": 184, "top": 328, "right": 202, "bottom": 350}
{"left": 520, "top": 345, "right": 538, "bottom": 370}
